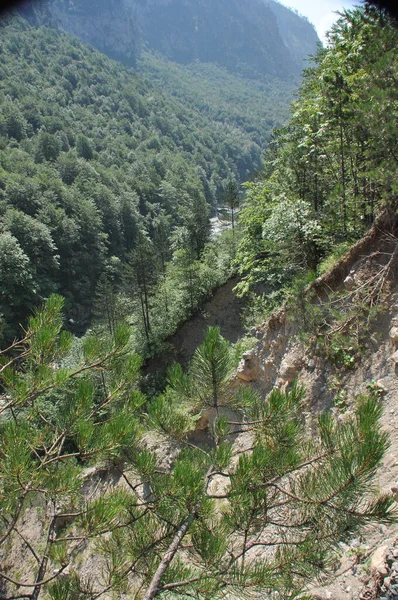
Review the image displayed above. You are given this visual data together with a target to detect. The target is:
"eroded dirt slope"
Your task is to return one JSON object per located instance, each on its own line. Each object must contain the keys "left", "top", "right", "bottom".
{"left": 234, "top": 210, "right": 398, "bottom": 600}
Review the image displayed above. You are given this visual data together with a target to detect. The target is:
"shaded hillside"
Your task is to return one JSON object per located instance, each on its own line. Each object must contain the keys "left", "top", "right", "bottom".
{"left": 17, "top": 0, "right": 319, "bottom": 80}
{"left": 138, "top": 52, "right": 294, "bottom": 148}
{"left": 18, "top": 0, "right": 140, "bottom": 66}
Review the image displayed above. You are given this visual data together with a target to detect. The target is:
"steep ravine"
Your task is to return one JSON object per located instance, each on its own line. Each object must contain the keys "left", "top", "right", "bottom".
{"left": 143, "top": 276, "right": 247, "bottom": 386}
{"left": 147, "top": 208, "right": 398, "bottom": 600}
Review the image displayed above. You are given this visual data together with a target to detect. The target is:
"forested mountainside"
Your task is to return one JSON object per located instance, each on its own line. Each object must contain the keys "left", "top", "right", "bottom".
{"left": 0, "top": 14, "right": 292, "bottom": 342}
{"left": 1, "top": 5, "right": 398, "bottom": 600}
{"left": 236, "top": 7, "right": 398, "bottom": 305}
{"left": 0, "top": 0, "right": 318, "bottom": 342}
{"left": 18, "top": 0, "right": 319, "bottom": 80}
{"left": 137, "top": 52, "right": 292, "bottom": 148}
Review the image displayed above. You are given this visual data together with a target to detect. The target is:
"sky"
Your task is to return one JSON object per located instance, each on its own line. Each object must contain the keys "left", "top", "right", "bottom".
{"left": 277, "top": 0, "right": 359, "bottom": 43}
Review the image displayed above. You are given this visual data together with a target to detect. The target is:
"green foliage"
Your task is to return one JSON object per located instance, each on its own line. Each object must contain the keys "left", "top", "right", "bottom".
{"left": 0, "top": 13, "right": 292, "bottom": 338}
{"left": 139, "top": 53, "right": 294, "bottom": 179}
{"left": 164, "top": 327, "right": 233, "bottom": 413}
{"left": 36, "top": 131, "right": 61, "bottom": 162}
{"left": 75, "top": 133, "right": 93, "bottom": 160}
{"left": 329, "top": 334, "right": 360, "bottom": 370}
{"left": 0, "top": 295, "right": 145, "bottom": 595}
{"left": 48, "top": 573, "right": 88, "bottom": 600}
{"left": 0, "top": 299, "right": 396, "bottom": 598}
{"left": 236, "top": 7, "right": 398, "bottom": 299}
{"left": 0, "top": 9, "right": 396, "bottom": 597}
{"left": 317, "top": 242, "right": 351, "bottom": 275}
{"left": 189, "top": 326, "right": 233, "bottom": 409}
{"left": 0, "top": 231, "right": 34, "bottom": 338}
{"left": 120, "top": 228, "right": 237, "bottom": 358}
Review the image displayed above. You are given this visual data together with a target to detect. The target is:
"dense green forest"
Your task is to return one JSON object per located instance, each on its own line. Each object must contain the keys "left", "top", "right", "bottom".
{"left": 0, "top": 14, "right": 291, "bottom": 344}
{"left": 0, "top": 4, "right": 398, "bottom": 600}
{"left": 236, "top": 6, "right": 398, "bottom": 308}
{"left": 0, "top": 5, "right": 396, "bottom": 349}
{"left": 138, "top": 52, "right": 293, "bottom": 148}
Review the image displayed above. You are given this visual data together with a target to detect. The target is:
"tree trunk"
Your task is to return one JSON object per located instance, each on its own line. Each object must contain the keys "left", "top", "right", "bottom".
{"left": 339, "top": 94, "right": 347, "bottom": 238}
{"left": 31, "top": 516, "right": 56, "bottom": 600}
{"left": 142, "top": 506, "right": 200, "bottom": 600}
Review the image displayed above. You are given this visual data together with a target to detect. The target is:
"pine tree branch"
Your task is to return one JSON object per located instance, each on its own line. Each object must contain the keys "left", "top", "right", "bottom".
{"left": 88, "top": 382, "right": 124, "bottom": 419}
{"left": 0, "top": 564, "right": 68, "bottom": 589}
{"left": 209, "top": 453, "right": 331, "bottom": 499}
{"left": 0, "top": 333, "right": 30, "bottom": 357}
{"left": 3, "top": 520, "right": 41, "bottom": 564}
{"left": 249, "top": 452, "right": 331, "bottom": 491}
{"left": 31, "top": 514, "right": 57, "bottom": 600}
{"left": 0, "top": 349, "right": 30, "bottom": 375}
{"left": 41, "top": 446, "right": 111, "bottom": 467}
{"left": 0, "top": 488, "right": 30, "bottom": 545}
{"left": 142, "top": 503, "right": 201, "bottom": 600}
{"left": 0, "top": 346, "right": 130, "bottom": 417}
{"left": 90, "top": 532, "right": 173, "bottom": 600}
{"left": 266, "top": 474, "right": 355, "bottom": 506}
{"left": 53, "top": 509, "right": 151, "bottom": 544}
{"left": 160, "top": 574, "right": 209, "bottom": 591}
{"left": 142, "top": 462, "right": 215, "bottom": 600}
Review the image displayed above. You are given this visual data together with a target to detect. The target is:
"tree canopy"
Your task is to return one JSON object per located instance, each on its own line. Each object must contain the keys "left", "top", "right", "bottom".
{"left": 0, "top": 13, "right": 292, "bottom": 339}
{"left": 236, "top": 6, "right": 398, "bottom": 302}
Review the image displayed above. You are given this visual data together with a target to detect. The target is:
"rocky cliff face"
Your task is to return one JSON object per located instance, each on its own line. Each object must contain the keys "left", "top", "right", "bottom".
{"left": 135, "top": 0, "right": 302, "bottom": 79}
{"left": 17, "top": 0, "right": 319, "bottom": 79}
{"left": 266, "top": 0, "right": 319, "bottom": 72}
{"left": 17, "top": 0, "right": 140, "bottom": 65}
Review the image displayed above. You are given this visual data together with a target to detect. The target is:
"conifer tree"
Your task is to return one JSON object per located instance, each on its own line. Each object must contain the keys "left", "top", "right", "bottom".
{"left": 167, "top": 326, "right": 233, "bottom": 411}
{"left": 0, "top": 295, "right": 144, "bottom": 599}
{"left": 0, "top": 304, "right": 396, "bottom": 599}
{"left": 223, "top": 179, "right": 240, "bottom": 237}
{"left": 124, "top": 230, "right": 159, "bottom": 345}
{"left": 93, "top": 272, "right": 119, "bottom": 337}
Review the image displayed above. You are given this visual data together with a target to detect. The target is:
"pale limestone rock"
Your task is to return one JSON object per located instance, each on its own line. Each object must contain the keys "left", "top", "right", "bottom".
{"left": 391, "top": 484, "right": 398, "bottom": 501}
{"left": 390, "top": 327, "right": 398, "bottom": 344}
{"left": 236, "top": 362, "right": 256, "bottom": 382}
{"left": 389, "top": 350, "right": 398, "bottom": 363}
{"left": 236, "top": 351, "right": 259, "bottom": 382}
{"left": 195, "top": 413, "right": 210, "bottom": 431}
{"left": 279, "top": 348, "right": 302, "bottom": 383}
{"left": 195, "top": 407, "right": 215, "bottom": 431}
{"left": 371, "top": 545, "right": 389, "bottom": 577}
{"left": 344, "top": 275, "right": 355, "bottom": 290}
{"left": 375, "top": 379, "right": 389, "bottom": 393}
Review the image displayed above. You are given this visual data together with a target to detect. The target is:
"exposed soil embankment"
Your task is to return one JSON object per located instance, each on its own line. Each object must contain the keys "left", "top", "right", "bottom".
{"left": 144, "top": 276, "right": 247, "bottom": 378}
{"left": 233, "top": 208, "right": 398, "bottom": 600}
